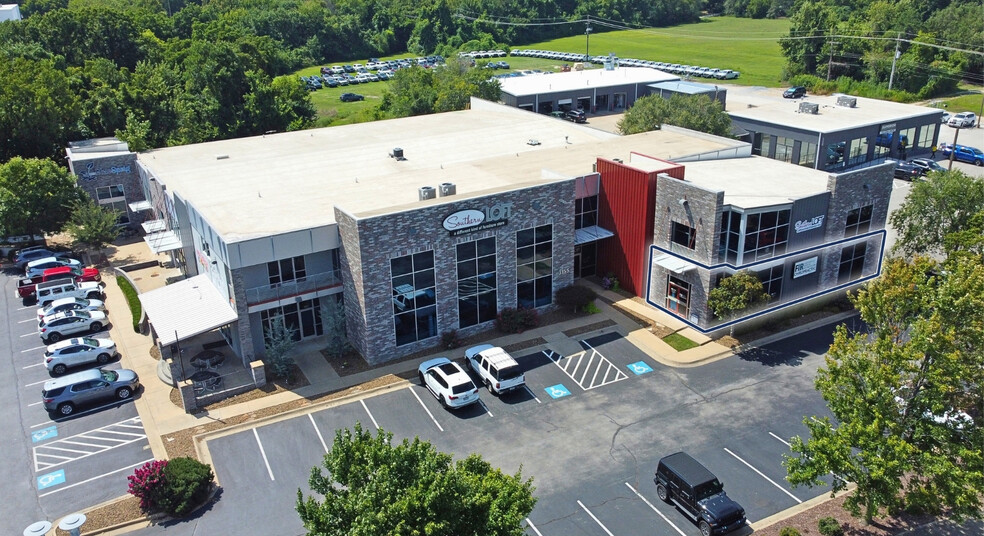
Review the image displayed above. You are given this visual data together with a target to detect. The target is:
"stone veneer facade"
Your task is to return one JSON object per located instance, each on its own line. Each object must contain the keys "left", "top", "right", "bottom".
{"left": 68, "top": 152, "right": 147, "bottom": 230}
{"left": 336, "top": 179, "right": 577, "bottom": 365}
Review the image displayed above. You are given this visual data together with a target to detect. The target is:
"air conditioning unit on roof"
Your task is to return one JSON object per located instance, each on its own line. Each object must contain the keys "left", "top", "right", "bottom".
{"left": 798, "top": 102, "right": 819, "bottom": 115}
{"left": 836, "top": 96, "right": 857, "bottom": 108}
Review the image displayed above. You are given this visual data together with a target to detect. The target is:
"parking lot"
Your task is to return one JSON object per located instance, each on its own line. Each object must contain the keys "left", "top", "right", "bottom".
{"left": 0, "top": 270, "right": 152, "bottom": 534}
{"left": 181, "top": 326, "right": 838, "bottom": 536}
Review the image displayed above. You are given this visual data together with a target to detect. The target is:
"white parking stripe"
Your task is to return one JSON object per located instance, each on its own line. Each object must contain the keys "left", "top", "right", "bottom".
{"left": 18, "top": 317, "right": 38, "bottom": 323}
{"left": 523, "top": 385, "right": 542, "bottom": 403}
{"left": 478, "top": 399, "right": 493, "bottom": 418}
{"left": 27, "top": 401, "right": 42, "bottom": 407}
{"left": 37, "top": 445, "right": 91, "bottom": 455}
{"left": 360, "top": 400, "right": 380, "bottom": 430}
{"left": 22, "top": 345, "right": 45, "bottom": 353}
{"left": 21, "top": 331, "right": 38, "bottom": 337}
{"left": 35, "top": 453, "right": 75, "bottom": 461}
{"left": 624, "top": 482, "right": 687, "bottom": 536}
{"left": 525, "top": 518, "right": 543, "bottom": 536}
{"left": 57, "top": 440, "right": 112, "bottom": 449}
{"left": 577, "top": 500, "right": 614, "bottom": 536}
{"left": 24, "top": 379, "right": 49, "bottom": 387}
{"left": 308, "top": 414, "right": 328, "bottom": 453}
{"left": 253, "top": 428, "right": 275, "bottom": 480}
{"left": 724, "top": 447, "right": 802, "bottom": 503}
{"left": 408, "top": 386, "right": 444, "bottom": 432}
{"left": 38, "top": 458, "right": 153, "bottom": 498}
{"left": 91, "top": 430, "right": 145, "bottom": 438}
{"left": 22, "top": 362, "right": 43, "bottom": 369}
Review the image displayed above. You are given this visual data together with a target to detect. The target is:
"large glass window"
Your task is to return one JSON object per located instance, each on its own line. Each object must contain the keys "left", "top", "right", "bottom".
{"left": 742, "top": 209, "right": 790, "bottom": 262}
{"left": 457, "top": 237, "right": 497, "bottom": 328}
{"left": 826, "top": 142, "right": 846, "bottom": 168}
{"left": 517, "top": 225, "right": 552, "bottom": 308}
{"left": 717, "top": 211, "right": 741, "bottom": 265}
{"left": 847, "top": 137, "right": 869, "bottom": 166}
{"left": 95, "top": 185, "right": 128, "bottom": 224}
{"left": 757, "top": 264, "right": 784, "bottom": 300}
{"left": 671, "top": 221, "right": 697, "bottom": 250}
{"left": 95, "top": 184, "right": 125, "bottom": 201}
{"left": 838, "top": 243, "right": 867, "bottom": 284}
{"left": 666, "top": 276, "right": 690, "bottom": 317}
{"left": 761, "top": 135, "right": 772, "bottom": 158}
{"left": 575, "top": 195, "right": 598, "bottom": 229}
{"left": 268, "top": 256, "right": 306, "bottom": 286}
{"left": 261, "top": 297, "right": 323, "bottom": 342}
{"left": 917, "top": 124, "right": 934, "bottom": 149}
{"left": 799, "top": 142, "right": 817, "bottom": 168}
{"left": 775, "top": 136, "right": 795, "bottom": 163}
{"left": 844, "top": 205, "right": 873, "bottom": 237}
{"left": 392, "top": 251, "right": 437, "bottom": 346}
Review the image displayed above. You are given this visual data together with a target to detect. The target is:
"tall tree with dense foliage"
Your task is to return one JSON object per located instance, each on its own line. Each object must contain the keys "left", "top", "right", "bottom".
{"left": 0, "top": 57, "right": 80, "bottom": 162}
{"left": 297, "top": 423, "right": 536, "bottom": 536}
{"left": 619, "top": 94, "right": 732, "bottom": 137}
{"left": 784, "top": 255, "right": 984, "bottom": 523}
{"left": 63, "top": 197, "right": 120, "bottom": 256}
{"left": 889, "top": 170, "right": 984, "bottom": 258}
{"left": 0, "top": 157, "right": 85, "bottom": 238}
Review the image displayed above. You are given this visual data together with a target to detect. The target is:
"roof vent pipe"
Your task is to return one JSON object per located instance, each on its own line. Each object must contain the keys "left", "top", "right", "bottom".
{"left": 419, "top": 186, "right": 436, "bottom": 201}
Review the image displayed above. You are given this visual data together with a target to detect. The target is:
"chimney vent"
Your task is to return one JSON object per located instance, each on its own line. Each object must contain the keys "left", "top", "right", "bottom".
{"left": 439, "top": 182, "right": 456, "bottom": 197}
{"left": 418, "top": 186, "right": 436, "bottom": 201}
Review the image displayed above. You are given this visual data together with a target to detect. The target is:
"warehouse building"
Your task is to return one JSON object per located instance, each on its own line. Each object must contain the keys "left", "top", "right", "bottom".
{"left": 498, "top": 67, "right": 678, "bottom": 115}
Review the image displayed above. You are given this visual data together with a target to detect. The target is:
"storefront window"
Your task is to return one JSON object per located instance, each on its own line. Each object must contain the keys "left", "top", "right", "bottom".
{"left": 742, "top": 209, "right": 790, "bottom": 263}
{"left": 95, "top": 184, "right": 125, "bottom": 200}
{"left": 838, "top": 243, "right": 867, "bottom": 284}
{"left": 665, "top": 276, "right": 690, "bottom": 317}
{"left": 457, "top": 237, "right": 497, "bottom": 328}
{"left": 268, "top": 256, "right": 306, "bottom": 286}
{"left": 517, "top": 225, "right": 552, "bottom": 308}
{"left": 826, "top": 141, "right": 846, "bottom": 168}
{"left": 799, "top": 142, "right": 817, "bottom": 168}
{"left": 261, "top": 297, "right": 323, "bottom": 342}
{"left": 761, "top": 135, "right": 772, "bottom": 159}
{"left": 847, "top": 137, "right": 869, "bottom": 166}
{"left": 575, "top": 195, "right": 598, "bottom": 229}
{"left": 775, "top": 137, "right": 795, "bottom": 163}
{"left": 916, "top": 124, "right": 935, "bottom": 150}
{"left": 844, "top": 205, "right": 872, "bottom": 237}
{"left": 757, "top": 264, "right": 784, "bottom": 300}
{"left": 717, "top": 211, "right": 741, "bottom": 265}
{"left": 574, "top": 243, "right": 596, "bottom": 279}
{"left": 391, "top": 251, "right": 437, "bottom": 346}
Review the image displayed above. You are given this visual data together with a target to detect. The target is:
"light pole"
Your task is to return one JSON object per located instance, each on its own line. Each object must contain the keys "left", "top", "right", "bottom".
{"left": 585, "top": 16, "right": 592, "bottom": 62}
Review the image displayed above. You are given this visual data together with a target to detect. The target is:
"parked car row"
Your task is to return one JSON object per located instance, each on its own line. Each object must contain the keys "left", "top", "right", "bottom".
{"left": 893, "top": 157, "right": 947, "bottom": 180}
{"left": 483, "top": 60, "right": 510, "bottom": 69}
{"left": 511, "top": 49, "right": 588, "bottom": 62}
{"left": 305, "top": 56, "right": 446, "bottom": 91}
{"left": 417, "top": 344, "right": 526, "bottom": 409}
{"left": 510, "top": 49, "right": 741, "bottom": 79}
{"left": 458, "top": 50, "right": 507, "bottom": 59}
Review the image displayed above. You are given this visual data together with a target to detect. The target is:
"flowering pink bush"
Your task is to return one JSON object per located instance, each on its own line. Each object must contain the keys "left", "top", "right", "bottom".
{"left": 127, "top": 460, "right": 168, "bottom": 511}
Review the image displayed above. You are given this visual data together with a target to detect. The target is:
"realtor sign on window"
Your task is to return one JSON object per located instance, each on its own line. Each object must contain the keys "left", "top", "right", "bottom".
{"left": 793, "top": 256, "right": 818, "bottom": 279}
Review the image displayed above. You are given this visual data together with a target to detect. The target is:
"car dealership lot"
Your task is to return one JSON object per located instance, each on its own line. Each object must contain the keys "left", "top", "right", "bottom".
{"left": 180, "top": 325, "right": 838, "bottom": 536}
{"left": 0, "top": 271, "right": 152, "bottom": 535}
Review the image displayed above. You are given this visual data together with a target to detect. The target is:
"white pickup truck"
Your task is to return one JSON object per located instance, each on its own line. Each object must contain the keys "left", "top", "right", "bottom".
{"left": 464, "top": 344, "right": 526, "bottom": 395}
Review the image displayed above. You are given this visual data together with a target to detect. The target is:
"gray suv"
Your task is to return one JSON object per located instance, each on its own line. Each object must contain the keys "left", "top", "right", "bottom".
{"left": 654, "top": 452, "right": 746, "bottom": 536}
{"left": 41, "top": 368, "right": 140, "bottom": 416}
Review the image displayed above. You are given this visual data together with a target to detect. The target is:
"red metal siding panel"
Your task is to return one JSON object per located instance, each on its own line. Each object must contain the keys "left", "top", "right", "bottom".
{"left": 595, "top": 159, "right": 659, "bottom": 295}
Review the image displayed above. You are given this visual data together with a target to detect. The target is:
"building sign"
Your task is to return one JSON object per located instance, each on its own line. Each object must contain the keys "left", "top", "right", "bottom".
{"left": 78, "top": 162, "right": 132, "bottom": 181}
{"left": 442, "top": 203, "right": 513, "bottom": 236}
{"left": 794, "top": 215, "right": 824, "bottom": 233}
{"left": 793, "top": 256, "right": 818, "bottom": 279}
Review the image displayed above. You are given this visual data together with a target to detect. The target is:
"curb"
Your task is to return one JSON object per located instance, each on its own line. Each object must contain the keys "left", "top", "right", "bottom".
{"left": 750, "top": 484, "right": 856, "bottom": 531}
{"left": 734, "top": 310, "right": 859, "bottom": 354}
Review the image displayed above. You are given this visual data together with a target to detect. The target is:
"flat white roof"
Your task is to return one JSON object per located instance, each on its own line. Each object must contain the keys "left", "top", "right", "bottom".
{"left": 726, "top": 86, "right": 941, "bottom": 134}
{"left": 679, "top": 156, "right": 829, "bottom": 208}
{"left": 139, "top": 275, "right": 238, "bottom": 346}
{"left": 138, "top": 99, "right": 743, "bottom": 242}
{"left": 499, "top": 67, "right": 678, "bottom": 98}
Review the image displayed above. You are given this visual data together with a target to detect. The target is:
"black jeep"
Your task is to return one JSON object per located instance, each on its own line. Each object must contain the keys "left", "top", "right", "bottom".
{"left": 654, "top": 452, "right": 746, "bottom": 536}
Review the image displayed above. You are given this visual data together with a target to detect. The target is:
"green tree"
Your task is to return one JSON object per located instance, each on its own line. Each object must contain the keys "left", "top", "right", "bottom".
{"left": 889, "top": 170, "right": 984, "bottom": 258}
{"left": 320, "top": 297, "right": 350, "bottom": 360}
{"left": 63, "top": 197, "right": 120, "bottom": 259}
{"left": 785, "top": 256, "right": 984, "bottom": 523}
{"left": 706, "top": 271, "right": 770, "bottom": 332}
{"left": 297, "top": 423, "right": 536, "bottom": 536}
{"left": 0, "top": 157, "right": 84, "bottom": 239}
{"left": 780, "top": 2, "right": 839, "bottom": 77}
{"left": 264, "top": 315, "right": 297, "bottom": 384}
{"left": 0, "top": 57, "right": 81, "bottom": 162}
{"left": 618, "top": 94, "right": 732, "bottom": 137}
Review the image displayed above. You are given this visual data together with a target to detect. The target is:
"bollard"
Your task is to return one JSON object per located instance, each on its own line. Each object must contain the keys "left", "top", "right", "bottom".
{"left": 58, "top": 513, "right": 86, "bottom": 536}
{"left": 23, "top": 521, "right": 52, "bottom": 536}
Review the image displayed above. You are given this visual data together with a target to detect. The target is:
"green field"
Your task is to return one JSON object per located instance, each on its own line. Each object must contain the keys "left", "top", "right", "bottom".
{"left": 294, "top": 16, "right": 793, "bottom": 122}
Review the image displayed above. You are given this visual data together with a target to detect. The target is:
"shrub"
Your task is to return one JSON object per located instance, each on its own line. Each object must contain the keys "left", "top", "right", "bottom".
{"left": 159, "top": 457, "right": 214, "bottom": 517}
{"left": 601, "top": 274, "right": 620, "bottom": 291}
{"left": 496, "top": 307, "right": 539, "bottom": 334}
{"left": 583, "top": 302, "right": 601, "bottom": 314}
{"left": 904, "top": 484, "right": 942, "bottom": 516}
{"left": 779, "top": 527, "right": 802, "bottom": 536}
{"left": 555, "top": 285, "right": 598, "bottom": 313}
{"left": 117, "top": 275, "right": 142, "bottom": 332}
{"left": 818, "top": 517, "right": 844, "bottom": 536}
{"left": 127, "top": 460, "right": 169, "bottom": 512}
{"left": 441, "top": 329, "right": 462, "bottom": 349}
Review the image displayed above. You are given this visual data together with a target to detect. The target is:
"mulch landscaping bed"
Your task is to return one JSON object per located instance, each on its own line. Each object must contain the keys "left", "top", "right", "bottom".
{"left": 752, "top": 491, "right": 938, "bottom": 536}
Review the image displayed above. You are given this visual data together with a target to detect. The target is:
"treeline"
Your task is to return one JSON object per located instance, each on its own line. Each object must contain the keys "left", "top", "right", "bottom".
{"left": 776, "top": 0, "right": 982, "bottom": 98}
{"left": 0, "top": 0, "right": 701, "bottom": 163}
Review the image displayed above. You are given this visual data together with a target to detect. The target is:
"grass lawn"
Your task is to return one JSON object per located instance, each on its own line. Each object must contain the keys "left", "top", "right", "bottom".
{"left": 932, "top": 89, "right": 984, "bottom": 114}
{"left": 662, "top": 332, "right": 699, "bottom": 351}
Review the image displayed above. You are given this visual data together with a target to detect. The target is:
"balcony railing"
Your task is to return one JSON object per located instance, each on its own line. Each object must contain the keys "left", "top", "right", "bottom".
{"left": 245, "top": 270, "right": 342, "bottom": 306}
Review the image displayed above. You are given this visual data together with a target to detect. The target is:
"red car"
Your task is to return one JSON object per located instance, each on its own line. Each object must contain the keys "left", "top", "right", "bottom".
{"left": 43, "top": 266, "right": 101, "bottom": 283}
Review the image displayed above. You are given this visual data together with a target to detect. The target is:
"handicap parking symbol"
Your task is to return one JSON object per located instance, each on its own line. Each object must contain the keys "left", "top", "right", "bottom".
{"left": 32, "top": 426, "right": 58, "bottom": 443}
{"left": 627, "top": 361, "right": 653, "bottom": 375}
{"left": 545, "top": 384, "right": 571, "bottom": 399}
{"left": 37, "top": 470, "right": 65, "bottom": 490}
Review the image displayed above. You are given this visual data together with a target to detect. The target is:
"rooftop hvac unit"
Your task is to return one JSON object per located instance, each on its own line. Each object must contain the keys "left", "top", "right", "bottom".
{"left": 390, "top": 147, "right": 405, "bottom": 160}
{"left": 418, "top": 186, "right": 436, "bottom": 201}
{"left": 439, "top": 182, "right": 456, "bottom": 197}
{"left": 798, "top": 102, "right": 819, "bottom": 115}
{"left": 836, "top": 96, "right": 857, "bottom": 108}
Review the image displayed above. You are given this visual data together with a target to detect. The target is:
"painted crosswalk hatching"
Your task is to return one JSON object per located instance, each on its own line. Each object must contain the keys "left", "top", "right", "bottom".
{"left": 34, "top": 416, "right": 146, "bottom": 471}
{"left": 543, "top": 345, "right": 628, "bottom": 391}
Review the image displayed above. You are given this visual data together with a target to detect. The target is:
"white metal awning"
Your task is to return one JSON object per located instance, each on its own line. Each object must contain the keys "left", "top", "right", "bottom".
{"left": 139, "top": 275, "right": 238, "bottom": 346}
{"left": 575, "top": 225, "right": 614, "bottom": 245}
{"left": 143, "top": 230, "right": 183, "bottom": 254}
{"left": 128, "top": 200, "right": 152, "bottom": 212}
{"left": 141, "top": 219, "right": 166, "bottom": 233}
{"left": 653, "top": 253, "right": 698, "bottom": 274}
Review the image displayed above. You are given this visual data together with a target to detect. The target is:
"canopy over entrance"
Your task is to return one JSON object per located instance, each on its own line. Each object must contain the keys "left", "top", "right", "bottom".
{"left": 139, "top": 275, "right": 238, "bottom": 346}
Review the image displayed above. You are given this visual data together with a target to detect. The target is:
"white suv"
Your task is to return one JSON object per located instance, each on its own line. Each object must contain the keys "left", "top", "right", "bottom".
{"left": 44, "top": 337, "right": 118, "bottom": 375}
{"left": 418, "top": 358, "right": 479, "bottom": 409}
{"left": 948, "top": 112, "right": 977, "bottom": 128}
{"left": 465, "top": 344, "right": 526, "bottom": 395}
{"left": 39, "top": 310, "right": 108, "bottom": 343}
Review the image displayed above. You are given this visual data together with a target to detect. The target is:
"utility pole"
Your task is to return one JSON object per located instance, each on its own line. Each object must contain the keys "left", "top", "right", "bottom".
{"left": 827, "top": 35, "right": 838, "bottom": 81}
{"left": 888, "top": 33, "right": 901, "bottom": 90}
{"left": 585, "top": 15, "right": 592, "bottom": 61}
{"left": 947, "top": 127, "right": 960, "bottom": 171}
